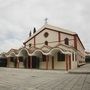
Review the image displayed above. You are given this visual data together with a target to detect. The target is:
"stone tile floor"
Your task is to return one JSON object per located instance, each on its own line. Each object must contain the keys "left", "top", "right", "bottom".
{"left": 69, "top": 63, "right": 90, "bottom": 74}
{"left": 0, "top": 64, "right": 90, "bottom": 90}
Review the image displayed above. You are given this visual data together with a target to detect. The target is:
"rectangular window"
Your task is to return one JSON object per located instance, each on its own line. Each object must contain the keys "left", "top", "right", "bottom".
{"left": 57, "top": 52, "right": 65, "bottom": 61}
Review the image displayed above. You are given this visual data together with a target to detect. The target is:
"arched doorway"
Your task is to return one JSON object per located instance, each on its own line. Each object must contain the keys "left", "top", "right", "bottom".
{"left": 18, "top": 48, "right": 29, "bottom": 68}
{"left": 32, "top": 50, "right": 42, "bottom": 69}
{"left": 8, "top": 52, "right": 17, "bottom": 68}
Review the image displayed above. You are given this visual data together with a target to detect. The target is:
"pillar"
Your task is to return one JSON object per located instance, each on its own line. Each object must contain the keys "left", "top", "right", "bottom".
{"left": 65, "top": 54, "right": 68, "bottom": 71}
{"left": 16, "top": 57, "right": 19, "bottom": 68}
{"left": 30, "top": 56, "right": 32, "bottom": 69}
{"left": 26, "top": 57, "right": 28, "bottom": 69}
{"left": 69, "top": 55, "right": 71, "bottom": 69}
{"left": 46, "top": 55, "right": 49, "bottom": 70}
{"left": 52, "top": 56, "right": 54, "bottom": 70}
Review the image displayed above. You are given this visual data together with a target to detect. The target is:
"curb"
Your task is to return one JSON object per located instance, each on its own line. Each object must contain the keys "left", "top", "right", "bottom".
{"left": 68, "top": 71, "right": 90, "bottom": 74}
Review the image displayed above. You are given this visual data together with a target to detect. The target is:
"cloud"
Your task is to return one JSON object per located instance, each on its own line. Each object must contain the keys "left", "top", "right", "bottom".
{"left": 0, "top": 0, "right": 90, "bottom": 52}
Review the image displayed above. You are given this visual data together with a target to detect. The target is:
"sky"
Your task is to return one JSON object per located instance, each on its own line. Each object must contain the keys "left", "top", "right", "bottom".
{"left": 0, "top": 0, "right": 90, "bottom": 53}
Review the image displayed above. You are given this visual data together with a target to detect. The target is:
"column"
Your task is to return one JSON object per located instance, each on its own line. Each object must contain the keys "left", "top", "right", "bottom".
{"left": 30, "top": 56, "right": 32, "bottom": 69}
{"left": 65, "top": 54, "right": 68, "bottom": 71}
{"left": 69, "top": 55, "right": 71, "bottom": 69}
{"left": 46, "top": 55, "right": 49, "bottom": 70}
{"left": 26, "top": 57, "right": 28, "bottom": 69}
{"left": 52, "top": 56, "right": 54, "bottom": 70}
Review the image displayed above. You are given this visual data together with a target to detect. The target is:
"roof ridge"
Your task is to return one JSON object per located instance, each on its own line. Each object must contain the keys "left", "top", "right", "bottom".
{"left": 45, "top": 24, "right": 76, "bottom": 34}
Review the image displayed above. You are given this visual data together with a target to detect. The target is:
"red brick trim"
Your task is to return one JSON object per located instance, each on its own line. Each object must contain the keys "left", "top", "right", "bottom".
{"left": 65, "top": 54, "right": 68, "bottom": 71}
{"left": 58, "top": 32, "right": 61, "bottom": 42}
{"left": 74, "top": 34, "right": 77, "bottom": 50}
{"left": 34, "top": 37, "right": 36, "bottom": 47}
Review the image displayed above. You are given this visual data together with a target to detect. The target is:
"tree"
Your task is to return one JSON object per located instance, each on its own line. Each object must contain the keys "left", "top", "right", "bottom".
{"left": 29, "top": 31, "right": 31, "bottom": 37}
{"left": 33, "top": 27, "right": 36, "bottom": 34}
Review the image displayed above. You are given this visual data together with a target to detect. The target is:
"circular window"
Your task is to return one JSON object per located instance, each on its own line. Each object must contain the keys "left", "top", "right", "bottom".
{"left": 44, "top": 32, "right": 49, "bottom": 38}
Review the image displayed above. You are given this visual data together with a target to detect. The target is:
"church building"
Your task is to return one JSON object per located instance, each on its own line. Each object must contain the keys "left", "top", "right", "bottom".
{"left": 0, "top": 23, "right": 85, "bottom": 71}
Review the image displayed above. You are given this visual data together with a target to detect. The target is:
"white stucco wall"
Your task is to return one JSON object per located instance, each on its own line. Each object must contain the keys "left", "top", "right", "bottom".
{"left": 24, "top": 26, "right": 85, "bottom": 70}
{"left": 71, "top": 61, "right": 77, "bottom": 69}
{"left": 71, "top": 54, "right": 77, "bottom": 69}
{"left": 35, "top": 29, "right": 59, "bottom": 48}
{"left": 53, "top": 53, "right": 66, "bottom": 70}
{"left": 25, "top": 28, "right": 75, "bottom": 49}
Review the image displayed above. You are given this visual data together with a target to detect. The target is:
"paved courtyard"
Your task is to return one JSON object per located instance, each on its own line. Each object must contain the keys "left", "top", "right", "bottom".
{"left": 0, "top": 64, "right": 90, "bottom": 90}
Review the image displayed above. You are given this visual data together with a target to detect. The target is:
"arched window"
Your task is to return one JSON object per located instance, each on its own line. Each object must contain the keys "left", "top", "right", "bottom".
{"left": 45, "top": 41, "right": 48, "bottom": 45}
{"left": 64, "top": 38, "right": 69, "bottom": 45}
{"left": 29, "top": 44, "right": 31, "bottom": 47}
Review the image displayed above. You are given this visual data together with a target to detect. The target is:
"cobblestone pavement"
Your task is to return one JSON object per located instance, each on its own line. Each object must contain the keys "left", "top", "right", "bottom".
{"left": 0, "top": 64, "right": 90, "bottom": 90}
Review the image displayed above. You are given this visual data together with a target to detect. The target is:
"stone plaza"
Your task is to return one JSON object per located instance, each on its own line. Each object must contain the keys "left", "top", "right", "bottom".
{"left": 0, "top": 64, "right": 90, "bottom": 90}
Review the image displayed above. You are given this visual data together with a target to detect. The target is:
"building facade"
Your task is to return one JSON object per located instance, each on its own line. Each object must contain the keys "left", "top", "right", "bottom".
{"left": 0, "top": 24, "right": 85, "bottom": 70}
